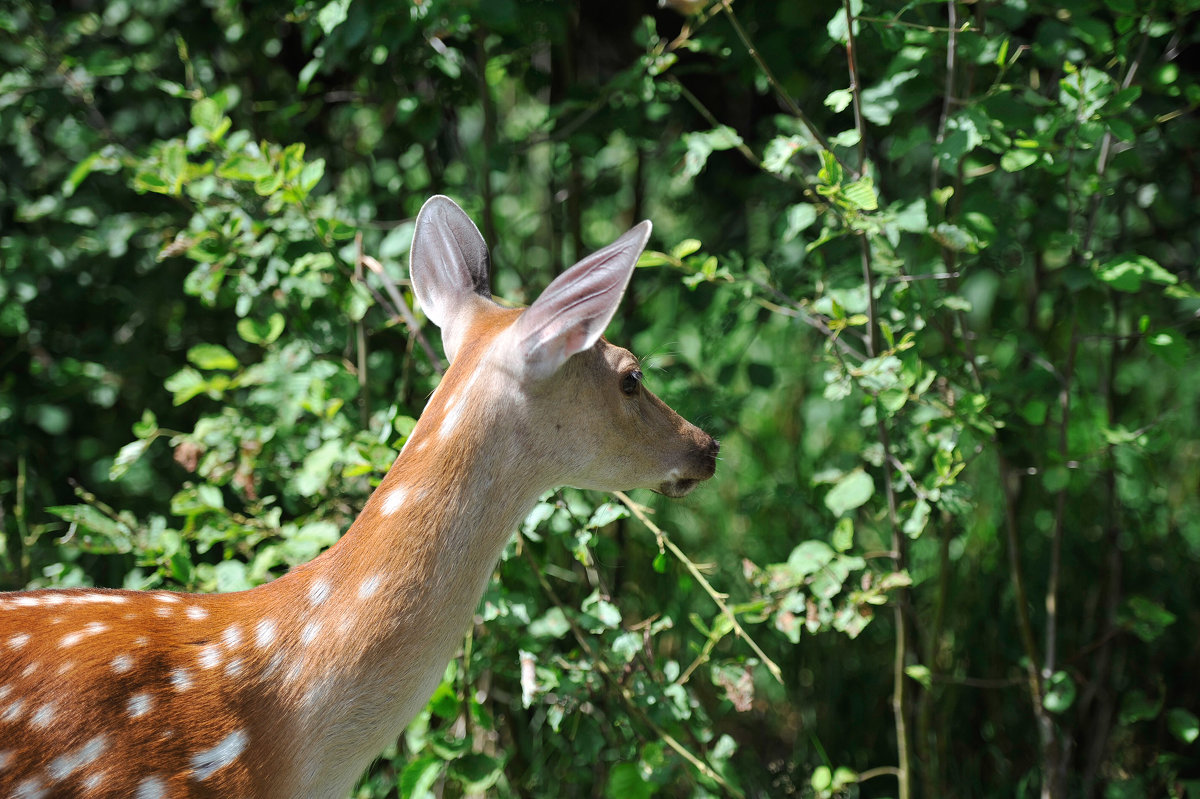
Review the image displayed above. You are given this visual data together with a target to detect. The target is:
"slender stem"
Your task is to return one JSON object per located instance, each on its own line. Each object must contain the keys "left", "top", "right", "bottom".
{"left": 359, "top": 254, "right": 445, "bottom": 375}
{"left": 614, "top": 491, "right": 783, "bottom": 684}
{"left": 838, "top": 4, "right": 908, "bottom": 792}
{"left": 841, "top": 0, "right": 868, "bottom": 177}
{"left": 353, "top": 233, "right": 370, "bottom": 430}
{"left": 716, "top": 0, "right": 850, "bottom": 176}
{"left": 931, "top": 0, "right": 958, "bottom": 195}
{"left": 1043, "top": 320, "right": 1078, "bottom": 682}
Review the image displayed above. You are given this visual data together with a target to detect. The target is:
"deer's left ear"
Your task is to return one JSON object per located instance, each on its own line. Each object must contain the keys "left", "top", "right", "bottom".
{"left": 513, "top": 221, "right": 651, "bottom": 380}
{"left": 409, "top": 195, "right": 493, "bottom": 362}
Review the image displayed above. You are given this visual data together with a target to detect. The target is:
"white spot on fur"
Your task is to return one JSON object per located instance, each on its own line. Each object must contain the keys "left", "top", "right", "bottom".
{"left": 0, "top": 749, "right": 11, "bottom": 770}
{"left": 0, "top": 685, "right": 10, "bottom": 700}
{"left": 358, "top": 574, "right": 382, "bottom": 599}
{"left": 381, "top": 487, "right": 407, "bottom": 516}
{"left": 60, "top": 622, "right": 107, "bottom": 648}
{"left": 13, "top": 596, "right": 40, "bottom": 607}
{"left": 7, "top": 633, "right": 29, "bottom": 650}
{"left": 156, "top": 592, "right": 181, "bottom": 603}
{"left": 255, "top": 618, "right": 276, "bottom": 648}
{"left": 46, "top": 734, "right": 107, "bottom": 780}
{"left": 198, "top": 645, "right": 222, "bottom": 670}
{"left": 224, "top": 658, "right": 243, "bottom": 678}
{"left": 134, "top": 775, "right": 165, "bottom": 799}
{"left": 111, "top": 654, "right": 133, "bottom": 674}
{"left": 21, "top": 662, "right": 38, "bottom": 678}
{"left": 190, "top": 729, "right": 248, "bottom": 780}
{"left": 77, "top": 593, "right": 127, "bottom": 605}
{"left": 155, "top": 606, "right": 172, "bottom": 618}
{"left": 300, "top": 621, "right": 322, "bottom": 646}
{"left": 57, "top": 662, "right": 73, "bottom": 676}
{"left": 30, "top": 701, "right": 56, "bottom": 728}
{"left": 222, "top": 624, "right": 242, "bottom": 650}
{"left": 43, "top": 595, "right": 66, "bottom": 606}
{"left": 135, "top": 636, "right": 149, "bottom": 647}
{"left": 127, "top": 693, "right": 153, "bottom": 718}
{"left": 186, "top": 606, "right": 208, "bottom": 621}
{"left": 12, "top": 777, "right": 44, "bottom": 798}
{"left": 308, "top": 579, "right": 332, "bottom": 606}
{"left": 439, "top": 394, "right": 467, "bottom": 438}
{"left": 171, "top": 669, "right": 193, "bottom": 692}
{"left": 2, "top": 699, "right": 23, "bottom": 723}
{"left": 255, "top": 614, "right": 276, "bottom": 647}
{"left": 83, "top": 772, "right": 105, "bottom": 791}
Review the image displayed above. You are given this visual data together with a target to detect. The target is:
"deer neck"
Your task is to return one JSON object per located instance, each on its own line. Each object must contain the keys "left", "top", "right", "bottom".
{"left": 261, "top": 375, "right": 543, "bottom": 796}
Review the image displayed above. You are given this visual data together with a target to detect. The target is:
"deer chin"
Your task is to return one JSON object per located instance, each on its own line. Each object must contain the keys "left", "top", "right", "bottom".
{"left": 656, "top": 477, "right": 701, "bottom": 498}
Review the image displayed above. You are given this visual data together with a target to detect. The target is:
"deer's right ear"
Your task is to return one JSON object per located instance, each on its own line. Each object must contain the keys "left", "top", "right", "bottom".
{"left": 409, "top": 195, "right": 493, "bottom": 361}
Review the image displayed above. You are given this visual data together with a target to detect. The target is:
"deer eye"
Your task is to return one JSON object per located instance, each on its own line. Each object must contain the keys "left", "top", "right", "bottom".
{"left": 620, "top": 369, "right": 643, "bottom": 396}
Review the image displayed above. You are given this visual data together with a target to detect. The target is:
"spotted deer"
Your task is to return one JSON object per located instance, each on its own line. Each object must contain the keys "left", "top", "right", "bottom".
{"left": 0, "top": 196, "right": 718, "bottom": 798}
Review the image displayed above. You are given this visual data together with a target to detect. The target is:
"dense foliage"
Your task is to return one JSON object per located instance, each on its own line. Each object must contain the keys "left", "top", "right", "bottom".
{"left": 3, "top": 0, "right": 1199, "bottom": 796}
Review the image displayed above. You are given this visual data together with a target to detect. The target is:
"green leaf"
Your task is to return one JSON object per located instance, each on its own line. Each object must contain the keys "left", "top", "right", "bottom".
{"left": 905, "top": 664, "right": 932, "bottom": 689}
{"left": 316, "top": 0, "right": 352, "bottom": 34}
{"left": 1095, "top": 254, "right": 1177, "bottom": 292}
{"left": 787, "top": 540, "right": 835, "bottom": 577}
{"left": 217, "top": 154, "right": 273, "bottom": 181}
{"left": 1043, "top": 670, "right": 1076, "bottom": 713}
{"left": 236, "top": 314, "right": 286, "bottom": 345}
{"left": 1119, "top": 596, "right": 1176, "bottom": 642}
{"left": 824, "top": 88, "right": 853, "bottom": 113}
{"left": 842, "top": 175, "right": 878, "bottom": 211}
{"left": 163, "top": 367, "right": 210, "bottom": 405}
{"left": 606, "top": 763, "right": 653, "bottom": 799}
{"left": 581, "top": 591, "right": 622, "bottom": 630}
{"left": 451, "top": 754, "right": 503, "bottom": 794}
{"left": 1168, "top": 708, "right": 1200, "bottom": 745}
{"left": 783, "top": 204, "right": 819, "bottom": 243}
{"left": 637, "top": 250, "right": 673, "bottom": 268}
{"left": 190, "top": 97, "right": 223, "bottom": 132}
{"left": 530, "top": 607, "right": 570, "bottom": 639}
{"left": 670, "top": 238, "right": 702, "bottom": 259}
{"left": 587, "top": 502, "right": 629, "bottom": 530}
{"left": 399, "top": 755, "right": 443, "bottom": 799}
{"left": 1000, "top": 149, "right": 1039, "bottom": 172}
{"left": 679, "top": 126, "right": 743, "bottom": 181}
{"left": 187, "top": 343, "right": 239, "bottom": 371}
{"left": 825, "top": 469, "right": 874, "bottom": 517}
{"left": 832, "top": 517, "right": 854, "bottom": 552}
{"left": 903, "top": 498, "right": 930, "bottom": 539}
{"left": 811, "top": 765, "right": 832, "bottom": 792}
{"left": 110, "top": 438, "right": 153, "bottom": 480}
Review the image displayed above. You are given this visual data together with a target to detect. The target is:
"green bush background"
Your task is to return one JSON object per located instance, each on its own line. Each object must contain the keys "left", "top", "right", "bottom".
{"left": 2, "top": 1, "right": 1199, "bottom": 796}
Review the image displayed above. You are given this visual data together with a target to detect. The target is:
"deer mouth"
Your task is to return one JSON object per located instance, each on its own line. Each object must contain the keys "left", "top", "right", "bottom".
{"left": 657, "top": 477, "right": 701, "bottom": 498}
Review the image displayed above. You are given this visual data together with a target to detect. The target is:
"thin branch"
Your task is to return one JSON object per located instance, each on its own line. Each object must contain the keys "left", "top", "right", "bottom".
{"left": 360, "top": 254, "right": 445, "bottom": 375}
{"left": 716, "top": 0, "right": 851, "bottom": 177}
{"left": 842, "top": 0, "right": 869, "bottom": 178}
{"left": 614, "top": 491, "right": 783, "bottom": 684}
{"left": 1043, "top": 320, "right": 1078, "bottom": 681}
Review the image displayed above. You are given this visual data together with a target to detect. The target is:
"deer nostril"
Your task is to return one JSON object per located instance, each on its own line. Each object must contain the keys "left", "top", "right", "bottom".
{"left": 706, "top": 438, "right": 720, "bottom": 458}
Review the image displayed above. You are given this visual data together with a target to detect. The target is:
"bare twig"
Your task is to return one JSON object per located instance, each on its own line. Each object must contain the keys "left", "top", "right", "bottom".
{"left": 614, "top": 491, "right": 783, "bottom": 684}
{"left": 360, "top": 254, "right": 446, "bottom": 375}
{"left": 716, "top": 0, "right": 850, "bottom": 177}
